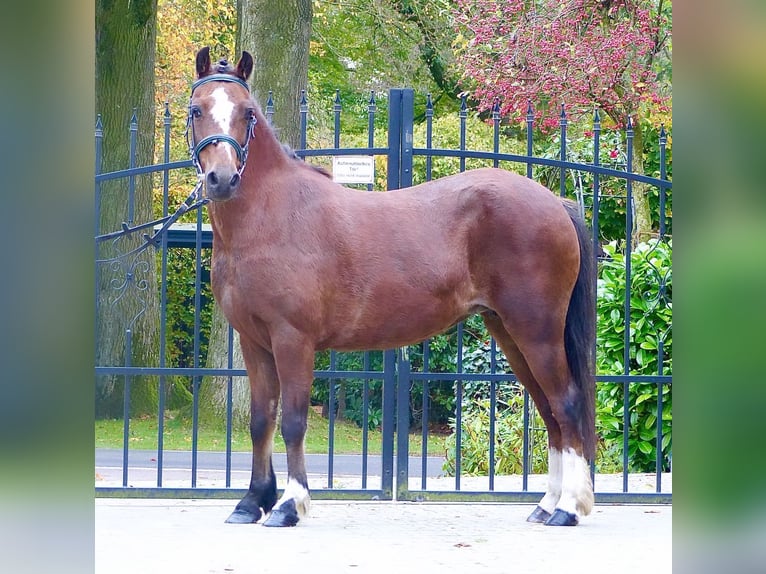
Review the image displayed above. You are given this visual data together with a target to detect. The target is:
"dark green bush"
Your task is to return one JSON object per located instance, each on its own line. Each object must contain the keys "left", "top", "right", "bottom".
{"left": 596, "top": 239, "right": 672, "bottom": 472}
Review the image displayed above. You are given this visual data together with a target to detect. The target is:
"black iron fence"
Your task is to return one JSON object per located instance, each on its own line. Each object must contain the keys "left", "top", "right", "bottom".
{"left": 95, "top": 88, "right": 672, "bottom": 504}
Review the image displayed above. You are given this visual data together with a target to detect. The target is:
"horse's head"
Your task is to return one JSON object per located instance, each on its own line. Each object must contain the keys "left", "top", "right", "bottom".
{"left": 188, "top": 46, "right": 255, "bottom": 201}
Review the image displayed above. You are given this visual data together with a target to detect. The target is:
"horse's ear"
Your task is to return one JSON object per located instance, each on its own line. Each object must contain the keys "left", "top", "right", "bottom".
{"left": 196, "top": 46, "right": 212, "bottom": 78}
{"left": 236, "top": 51, "right": 254, "bottom": 82}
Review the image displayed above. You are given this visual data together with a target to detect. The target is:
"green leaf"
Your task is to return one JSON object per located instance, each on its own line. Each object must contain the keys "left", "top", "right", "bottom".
{"left": 637, "top": 441, "right": 653, "bottom": 455}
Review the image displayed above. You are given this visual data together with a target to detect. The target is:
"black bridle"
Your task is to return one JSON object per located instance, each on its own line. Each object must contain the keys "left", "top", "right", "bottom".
{"left": 96, "top": 74, "right": 257, "bottom": 260}
{"left": 186, "top": 73, "right": 257, "bottom": 181}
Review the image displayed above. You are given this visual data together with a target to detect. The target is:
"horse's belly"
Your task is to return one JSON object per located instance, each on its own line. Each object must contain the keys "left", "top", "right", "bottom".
{"left": 322, "top": 297, "right": 482, "bottom": 352}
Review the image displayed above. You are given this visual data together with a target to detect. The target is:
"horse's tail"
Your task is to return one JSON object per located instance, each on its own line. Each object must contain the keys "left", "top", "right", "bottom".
{"left": 560, "top": 199, "right": 597, "bottom": 461}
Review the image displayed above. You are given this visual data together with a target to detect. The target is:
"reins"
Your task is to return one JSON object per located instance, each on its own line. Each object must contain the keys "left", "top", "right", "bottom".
{"left": 96, "top": 72, "right": 255, "bottom": 262}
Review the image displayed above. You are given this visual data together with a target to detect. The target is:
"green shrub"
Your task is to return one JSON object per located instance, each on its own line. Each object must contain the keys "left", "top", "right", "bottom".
{"left": 596, "top": 240, "right": 672, "bottom": 472}
{"left": 443, "top": 388, "right": 549, "bottom": 476}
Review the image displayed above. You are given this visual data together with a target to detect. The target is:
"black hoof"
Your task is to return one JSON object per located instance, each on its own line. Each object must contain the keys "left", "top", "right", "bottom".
{"left": 544, "top": 508, "right": 579, "bottom": 526}
{"left": 263, "top": 499, "right": 299, "bottom": 527}
{"left": 225, "top": 508, "right": 262, "bottom": 524}
{"left": 526, "top": 506, "right": 552, "bottom": 523}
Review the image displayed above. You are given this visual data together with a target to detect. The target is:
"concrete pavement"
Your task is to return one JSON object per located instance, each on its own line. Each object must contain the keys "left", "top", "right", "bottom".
{"left": 95, "top": 498, "right": 671, "bottom": 574}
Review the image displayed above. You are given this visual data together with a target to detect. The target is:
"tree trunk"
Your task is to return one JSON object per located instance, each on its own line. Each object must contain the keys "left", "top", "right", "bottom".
{"left": 631, "top": 123, "right": 654, "bottom": 245}
{"left": 199, "top": 306, "right": 250, "bottom": 430}
{"left": 201, "top": 0, "right": 312, "bottom": 425}
{"left": 237, "top": 0, "right": 312, "bottom": 148}
{"left": 95, "top": 0, "right": 160, "bottom": 417}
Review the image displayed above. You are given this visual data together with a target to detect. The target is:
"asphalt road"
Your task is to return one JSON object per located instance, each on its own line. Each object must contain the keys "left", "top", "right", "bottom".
{"left": 96, "top": 448, "right": 446, "bottom": 479}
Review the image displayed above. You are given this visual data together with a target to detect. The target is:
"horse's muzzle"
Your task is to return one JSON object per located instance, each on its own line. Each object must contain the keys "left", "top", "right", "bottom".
{"left": 205, "top": 169, "right": 241, "bottom": 201}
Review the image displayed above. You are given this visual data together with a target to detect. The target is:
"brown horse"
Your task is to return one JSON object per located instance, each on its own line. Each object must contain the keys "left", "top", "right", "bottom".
{"left": 189, "top": 47, "right": 596, "bottom": 527}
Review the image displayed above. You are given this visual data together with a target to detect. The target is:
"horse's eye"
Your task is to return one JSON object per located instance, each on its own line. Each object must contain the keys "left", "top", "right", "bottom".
{"left": 191, "top": 106, "right": 202, "bottom": 119}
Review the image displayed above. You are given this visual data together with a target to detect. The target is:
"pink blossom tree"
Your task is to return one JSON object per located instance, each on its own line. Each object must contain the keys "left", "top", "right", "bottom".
{"left": 454, "top": 0, "right": 671, "bottom": 241}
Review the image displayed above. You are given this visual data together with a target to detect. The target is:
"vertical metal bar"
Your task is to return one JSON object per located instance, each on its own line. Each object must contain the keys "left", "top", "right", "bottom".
{"left": 526, "top": 101, "right": 534, "bottom": 179}
{"left": 225, "top": 324, "right": 234, "bottom": 488}
{"left": 328, "top": 350, "right": 337, "bottom": 489}
{"left": 386, "top": 89, "right": 402, "bottom": 191}
{"left": 559, "top": 104, "right": 567, "bottom": 197}
{"left": 421, "top": 340, "right": 430, "bottom": 490}
{"left": 591, "top": 110, "right": 602, "bottom": 453}
{"left": 361, "top": 351, "right": 370, "bottom": 488}
{"left": 492, "top": 99, "right": 500, "bottom": 168}
{"left": 396, "top": 357, "right": 411, "bottom": 500}
{"left": 94, "top": 116, "right": 103, "bottom": 355}
{"left": 592, "top": 109, "right": 602, "bottom": 245}
{"left": 122, "top": 329, "right": 132, "bottom": 487}
{"left": 333, "top": 89, "right": 341, "bottom": 149}
{"left": 623, "top": 117, "right": 635, "bottom": 492}
{"left": 157, "top": 102, "right": 172, "bottom": 487}
{"left": 299, "top": 90, "right": 308, "bottom": 151}
{"left": 455, "top": 322, "right": 464, "bottom": 490}
{"left": 191, "top": 374, "right": 199, "bottom": 488}
{"left": 381, "top": 349, "right": 396, "bottom": 498}
{"left": 425, "top": 94, "right": 433, "bottom": 181}
{"left": 367, "top": 91, "right": 376, "bottom": 192}
{"left": 659, "top": 125, "right": 667, "bottom": 239}
{"left": 459, "top": 94, "right": 467, "bottom": 173}
{"left": 400, "top": 89, "right": 414, "bottom": 188}
{"left": 489, "top": 338, "right": 497, "bottom": 490}
{"left": 522, "top": 388, "right": 530, "bottom": 491}
{"left": 656, "top": 341, "right": 665, "bottom": 492}
{"left": 191, "top": 203, "right": 204, "bottom": 488}
{"left": 127, "top": 109, "right": 138, "bottom": 225}
{"left": 266, "top": 91, "right": 274, "bottom": 125}
{"left": 421, "top": 378, "right": 429, "bottom": 490}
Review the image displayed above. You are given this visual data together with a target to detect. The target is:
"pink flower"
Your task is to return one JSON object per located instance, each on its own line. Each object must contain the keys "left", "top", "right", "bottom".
{"left": 584, "top": 130, "right": 593, "bottom": 138}
{"left": 609, "top": 149, "right": 619, "bottom": 159}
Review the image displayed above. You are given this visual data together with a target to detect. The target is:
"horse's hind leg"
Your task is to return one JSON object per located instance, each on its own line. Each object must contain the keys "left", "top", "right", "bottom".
{"left": 482, "top": 312, "right": 564, "bottom": 524}
{"left": 226, "top": 339, "right": 280, "bottom": 524}
{"left": 483, "top": 310, "right": 594, "bottom": 525}
{"left": 262, "top": 336, "right": 314, "bottom": 527}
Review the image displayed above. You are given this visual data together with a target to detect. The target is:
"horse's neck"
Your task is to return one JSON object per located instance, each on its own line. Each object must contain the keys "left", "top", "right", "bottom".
{"left": 247, "top": 115, "right": 289, "bottom": 175}
{"left": 208, "top": 117, "right": 288, "bottom": 247}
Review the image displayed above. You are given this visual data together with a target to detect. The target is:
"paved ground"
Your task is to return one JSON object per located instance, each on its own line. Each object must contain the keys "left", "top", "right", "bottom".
{"left": 96, "top": 499, "right": 671, "bottom": 574}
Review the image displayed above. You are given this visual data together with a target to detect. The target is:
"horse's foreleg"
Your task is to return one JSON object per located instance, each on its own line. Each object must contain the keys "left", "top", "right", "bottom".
{"left": 225, "top": 340, "right": 280, "bottom": 524}
{"left": 263, "top": 338, "right": 314, "bottom": 527}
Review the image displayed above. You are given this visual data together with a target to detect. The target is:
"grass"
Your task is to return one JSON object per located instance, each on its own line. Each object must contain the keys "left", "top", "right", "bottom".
{"left": 95, "top": 407, "right": 448, "bottom": 457}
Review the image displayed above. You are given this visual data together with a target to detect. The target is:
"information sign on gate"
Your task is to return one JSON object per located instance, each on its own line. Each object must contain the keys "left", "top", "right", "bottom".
{"left": 332, "top": 156, "right": 375, "bottom": 184}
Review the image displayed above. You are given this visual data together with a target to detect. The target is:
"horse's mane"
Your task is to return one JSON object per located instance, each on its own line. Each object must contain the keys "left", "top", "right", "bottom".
{"left": 280, "top": 144, "right": 332, "bottom": 179}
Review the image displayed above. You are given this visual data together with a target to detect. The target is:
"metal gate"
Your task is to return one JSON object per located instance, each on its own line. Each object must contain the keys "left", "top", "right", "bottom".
{"left": 95, "top": 89, "right": 672, "bottom": 504}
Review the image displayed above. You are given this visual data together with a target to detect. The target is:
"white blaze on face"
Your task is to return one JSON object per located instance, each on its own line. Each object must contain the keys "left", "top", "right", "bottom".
{"left": 209, "top": 87, "right": 236, "bottom": 162}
